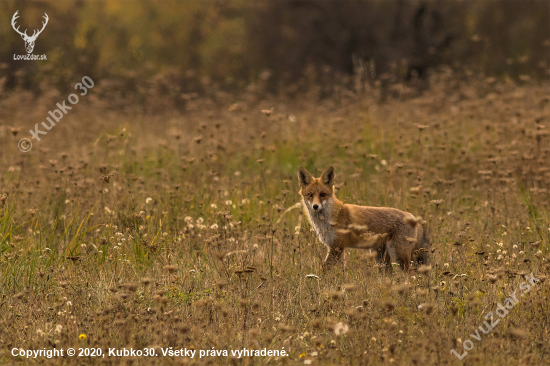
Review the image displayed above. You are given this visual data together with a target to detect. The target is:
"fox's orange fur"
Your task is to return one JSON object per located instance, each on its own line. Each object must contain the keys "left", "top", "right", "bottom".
{"left": 298, "top": 166, "right": 430, "bottom": 270}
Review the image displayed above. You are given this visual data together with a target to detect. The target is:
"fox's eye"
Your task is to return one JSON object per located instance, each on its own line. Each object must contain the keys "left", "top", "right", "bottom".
{"left": 320, "top": 193, "right": 326, "bottom": 198}
{"left": 308, "top": 193, "right": 314, "bottom": 198}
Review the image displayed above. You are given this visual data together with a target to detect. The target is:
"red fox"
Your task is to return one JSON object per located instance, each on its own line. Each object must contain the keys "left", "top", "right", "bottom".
{"left": 298, "top": 166, "right": 430, "bottom": 270}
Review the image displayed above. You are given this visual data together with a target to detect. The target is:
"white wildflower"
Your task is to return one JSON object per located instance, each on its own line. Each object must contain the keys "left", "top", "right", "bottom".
{"left": 334, "top": 322, "right": 349, "bottom": 336}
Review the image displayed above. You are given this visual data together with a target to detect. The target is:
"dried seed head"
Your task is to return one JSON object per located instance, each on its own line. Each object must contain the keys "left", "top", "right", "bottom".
{"left": 216, "top": 282, "right": 228, "bottom": 289}
{"left": 163, "top": 265, "right": 178, "bottom": 274}
{"left": 327, "top": 291, "right": 344, "bottom": 300}
{"left": 311, "top": 319, "right": 323, "bottom": 330}
{"left": 141, "top": 277, "right": 153, "bottom": 286}
{"left": 0, "top": 193, "right": 7, "bottom": 206}
{"left": 417, "top": 265, "right": 432, "bottom": 275}
{"left": 393, "top": 284, "right": 411, "bottom": 295}
{"left": 239, "top": 299, "right": 249, "bottom": 307}
{"left": 487, "top": 274, "right": 499, "bottom": 283}
{"left": 279, "top": 324, "right": 297, "bottom": 333}
{"left": 348, "top": 224, "right": 369, "bottom": 233}
{"left": 418, "top": 302, "right": 436, "bottom": 314}
{"left": 508, "top": 328, "right": 527, "bottom": 340}
{"left": 450, "top": 305, "right": 459, "bottom": 316}
{"left": 404, "top": 215, "right": 422, "bottom": 227}
{"left": 214, "top": 301, "right": 230, "bottom": 317}
{"left": 13, "top": 291, "right": 25, "bottom": 300}
{"left": 415, "top": 124, "right": 428, "bottom": 131}
{"left": 365, "top": 251, "right": 378, "bottom": 261}
{"left": 416, "top": 288, "right": 428, "bottom": 297}
{"left": 123, "top": 283, "right": 139, "bottom": 292}
{"left": 383, "top": 300, "right": 396, "bottom": 311}
{"left": 249, "top": 328, "right": 259, "bottom": 340}
{"left": 342, "top": 283, "right": 359, "bottom": 292}
{"left": 178, "top": 324, "right": 191, "bottom": 333}
{"left": 213, "top": 251, "right": 228, "bottom": 261}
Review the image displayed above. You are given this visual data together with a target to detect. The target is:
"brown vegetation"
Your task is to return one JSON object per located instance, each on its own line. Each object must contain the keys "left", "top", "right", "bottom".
{"left": 0, "top": 67, "right": 549, "bottom": 365}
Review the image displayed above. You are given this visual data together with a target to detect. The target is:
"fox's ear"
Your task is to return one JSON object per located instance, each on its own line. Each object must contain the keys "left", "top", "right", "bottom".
{"left": 321, "top": 166, "right": 335, "bottom": 186}
{"left": 298, "top": 167, "right": 313, "bottom": 187}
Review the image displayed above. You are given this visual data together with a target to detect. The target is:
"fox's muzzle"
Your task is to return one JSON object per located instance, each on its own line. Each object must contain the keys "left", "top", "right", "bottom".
{"left": 312, "top": 204, "right": 319, "bottom": 211}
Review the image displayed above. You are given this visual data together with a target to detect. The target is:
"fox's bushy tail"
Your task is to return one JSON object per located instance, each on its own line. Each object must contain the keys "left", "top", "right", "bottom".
{"left": 417, "top": 224, "right": 431, "bottom": 265}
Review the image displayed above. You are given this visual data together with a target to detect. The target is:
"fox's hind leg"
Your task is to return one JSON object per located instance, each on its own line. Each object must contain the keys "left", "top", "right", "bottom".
{"left": 376, "top": 242, "right": 392, "bottom": 266}
{"left": 392, "top": 236, "right": 412, "bottom": 271}
{"left": 388, "top": 236, "right": 413, "bottom": 271}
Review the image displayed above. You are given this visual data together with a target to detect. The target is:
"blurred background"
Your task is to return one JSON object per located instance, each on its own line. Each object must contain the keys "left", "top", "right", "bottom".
{"left": 1, "top": 0, "right": 548, "bottom": 102}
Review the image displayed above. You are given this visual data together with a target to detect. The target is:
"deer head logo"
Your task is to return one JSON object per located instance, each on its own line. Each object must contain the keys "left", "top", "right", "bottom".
{"left": 11, "top": 10, "right": 49, "bottom": 54}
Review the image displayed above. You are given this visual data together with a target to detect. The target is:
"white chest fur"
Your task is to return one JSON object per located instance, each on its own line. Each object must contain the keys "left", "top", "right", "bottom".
{"left": 302, "top": 198, "right": 336, "bottom": 247}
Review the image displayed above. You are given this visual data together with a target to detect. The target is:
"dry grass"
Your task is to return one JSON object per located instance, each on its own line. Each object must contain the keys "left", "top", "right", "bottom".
{"left": 0, "top": 71, "right": 549, "bottom": 365}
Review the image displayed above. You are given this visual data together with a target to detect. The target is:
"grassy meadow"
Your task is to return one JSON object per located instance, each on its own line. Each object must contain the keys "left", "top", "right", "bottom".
{"left": 0, "top": 71, "right": 549, "bottom": 365}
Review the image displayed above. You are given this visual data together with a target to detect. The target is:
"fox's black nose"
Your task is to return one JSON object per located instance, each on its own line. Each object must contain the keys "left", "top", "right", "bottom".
{"left": 312, "top": 204, "right": 319, "bottom": 210}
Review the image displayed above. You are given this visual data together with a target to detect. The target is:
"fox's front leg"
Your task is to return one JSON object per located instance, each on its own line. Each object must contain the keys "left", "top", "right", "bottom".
{"left": 323, "top": 230, "right": 348, "bottom": 267}
{"left": 324, "top": 245, "right": 344, "bottom": 266}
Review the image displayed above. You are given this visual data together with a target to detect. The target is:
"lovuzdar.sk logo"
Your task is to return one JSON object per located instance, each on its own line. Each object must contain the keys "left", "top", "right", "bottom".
{"left": 12, "top": 10, "right": 48, "bottom": 60}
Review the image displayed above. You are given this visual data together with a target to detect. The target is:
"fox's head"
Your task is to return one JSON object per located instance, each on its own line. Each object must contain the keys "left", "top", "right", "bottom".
{"left": 298, "top": 166, "right": 335, "bottom": 212}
